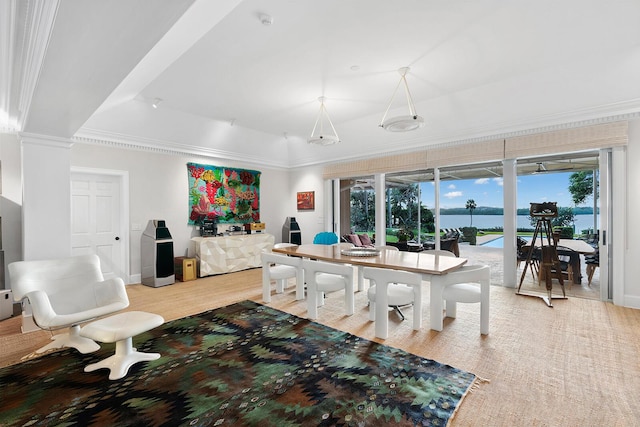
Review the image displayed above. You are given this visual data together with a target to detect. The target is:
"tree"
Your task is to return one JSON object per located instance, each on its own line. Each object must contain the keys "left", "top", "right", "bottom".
{"left": 465, "top": 199, "right": 477, "bottom": 226}
{"left": 420, "top": 205, "right": 435, "bottom": 233}
{"left": 568, "top": 171, "right": 595, "bottom": 205}
{"left": 350, "top": 183, "right": 435, "bottom": 235}
{"left": 552, "top": 207, "right": 576, "bottom": 228}
{"left": 350, "top": 188, "right": 375, "bottom": 232}
{"left": 388, "top": 185, "right": 419, "bottom": 230}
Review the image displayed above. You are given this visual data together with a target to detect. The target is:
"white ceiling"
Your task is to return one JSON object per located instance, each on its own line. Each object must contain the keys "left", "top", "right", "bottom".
{"left": 4, "top": 0, "right": 640, "bottom": 168}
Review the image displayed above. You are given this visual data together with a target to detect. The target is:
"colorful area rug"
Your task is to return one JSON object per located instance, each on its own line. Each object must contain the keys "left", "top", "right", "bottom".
{"left": 0, "top": 301, "right": 478, "bottom": 426}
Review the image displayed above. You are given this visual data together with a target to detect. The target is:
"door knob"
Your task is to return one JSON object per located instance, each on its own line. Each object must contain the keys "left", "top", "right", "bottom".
{"left": 115, "top": 236, "right": 120, "bottom": 241}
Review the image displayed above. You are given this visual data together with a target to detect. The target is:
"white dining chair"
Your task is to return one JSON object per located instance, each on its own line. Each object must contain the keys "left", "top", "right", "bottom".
{"left": 334, "top": 242, "right": 355, "bottom": 250}
{"left": 423, "top": 249, "right": 459, "bottom": 258}
{"left": 363, "top": 266, "right": 423, "bottom": 339}
{"left": 261, "top": 250, "right": 304, "bottom": 302}
{"left": 302, "top": 259, "right": 354, "bottom": 319}
{"left": 430, "top": 264, "right": 491, "bottom": 334}
{"left": 375, "top": 245, "right": 400, "bottom": 251}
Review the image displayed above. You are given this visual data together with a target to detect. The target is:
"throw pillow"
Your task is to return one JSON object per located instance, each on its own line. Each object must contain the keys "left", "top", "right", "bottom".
{"left": 358, "top": 234, "right": 373, "bottom": 246}
{"left": 348, "top": 234, "right": 363, "bottom": 246}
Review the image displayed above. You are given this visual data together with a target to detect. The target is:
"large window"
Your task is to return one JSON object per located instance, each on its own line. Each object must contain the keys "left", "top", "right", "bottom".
{"left": 385, "top": 171, "right": 434, "bottom": 244}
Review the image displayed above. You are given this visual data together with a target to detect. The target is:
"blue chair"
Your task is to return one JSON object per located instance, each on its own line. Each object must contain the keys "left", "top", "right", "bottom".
{"left": 313, "top": 232, "right": 339, "bottom": 245}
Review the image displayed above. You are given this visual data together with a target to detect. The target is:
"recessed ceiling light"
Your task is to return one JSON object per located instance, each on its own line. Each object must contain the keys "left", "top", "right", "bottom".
{"left": 259, "top": 14, "right": 273, "bottom": 26}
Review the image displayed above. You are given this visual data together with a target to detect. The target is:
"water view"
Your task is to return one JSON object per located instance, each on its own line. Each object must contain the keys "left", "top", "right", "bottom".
{"left": 439, "top": 214, "right": 598, "bottom": 233}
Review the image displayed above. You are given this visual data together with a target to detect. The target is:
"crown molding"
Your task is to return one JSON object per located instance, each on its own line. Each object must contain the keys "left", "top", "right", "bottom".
{"left": 73, "top": 128, "right": 290, "bottom": 171}
{"left": 0, "top": 0, "right": 59, "bottom": 132}
{"left": 17, "top": 0, "right": 59, "bottom": 131}
{"left": 19, "top": 131, "right": 72, "bottom": 149}
{"left": 0, "top": 1, "right": 16, "bottom": 129}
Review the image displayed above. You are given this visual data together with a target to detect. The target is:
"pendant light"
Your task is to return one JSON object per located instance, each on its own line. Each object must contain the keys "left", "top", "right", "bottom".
{"left": 379, "top": 67, "right": 425, "bottom": 132}
{"left": 308, "top": 96, "right": 340, "bottom": 146}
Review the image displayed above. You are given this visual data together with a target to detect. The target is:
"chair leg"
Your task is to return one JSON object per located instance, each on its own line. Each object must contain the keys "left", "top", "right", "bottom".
{"left": 445, "top": 300, "right": 457, "bottom": 319}
{"left": 480, "top": 283, "right": 490, "bottom": 335}
{"left": 392, "top": 306, "right": 406, "bottom": 321}
{"left": 307, "top": 289, "right": 318, "bottom": 319}
{"left": 262, "top": 270, "right": 271, "bottom": 303}
{"left": 37, "top": 324, "right": 101, "bottom": 354}
{"left": 566, "top": 265, "right": 573, "bottom": 291}
{"left": 587, "top": 264, "right": 597, "bottom": 286}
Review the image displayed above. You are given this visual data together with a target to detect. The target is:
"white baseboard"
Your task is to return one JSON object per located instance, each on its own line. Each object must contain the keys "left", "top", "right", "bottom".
{"left": 623, "top": 294, "right": 640, "bottom": 310}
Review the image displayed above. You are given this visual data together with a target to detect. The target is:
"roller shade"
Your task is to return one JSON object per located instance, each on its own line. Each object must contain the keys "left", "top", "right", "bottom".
{"left": 505, "top": 121, "right": 628, "bottom": 158}
{"left": 426, "top": 139, "right": 504, "bottom": 169}
{"left": 323, "top": 121, "right": 628, "bottom": 179}
{"left": 323, "top": 150, "right": 427, "bottom": 179}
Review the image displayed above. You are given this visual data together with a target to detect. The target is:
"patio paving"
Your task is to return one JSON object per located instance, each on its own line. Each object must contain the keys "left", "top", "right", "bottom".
{"left": 457, "top": 239, "right": 600, "bottom": 301}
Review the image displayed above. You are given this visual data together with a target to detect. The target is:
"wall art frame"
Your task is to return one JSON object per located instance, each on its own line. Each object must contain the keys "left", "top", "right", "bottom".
{"left": 297, "top": 191, "right": 315, "bottom": 210}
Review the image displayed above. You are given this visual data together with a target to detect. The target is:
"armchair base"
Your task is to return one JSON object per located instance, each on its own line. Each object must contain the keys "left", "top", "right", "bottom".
{"left": 37, "top": 324, "right": 101, "bottom": 354}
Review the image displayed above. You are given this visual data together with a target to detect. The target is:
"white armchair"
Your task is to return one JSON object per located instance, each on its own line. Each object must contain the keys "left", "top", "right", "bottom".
{"left": 261, "top": 251, "right": 304, "bottom": 302}
{"left": 8, "top": 254, "right": 129, "bottom": 354}
{"left": 302, "top": 259, "right": 354, "bottom": 319}
{"left": 429, "top": 264, "right": 491, "bottom": 334}
{"left": 363, "top": 266, "right": 423, "bottom": 339}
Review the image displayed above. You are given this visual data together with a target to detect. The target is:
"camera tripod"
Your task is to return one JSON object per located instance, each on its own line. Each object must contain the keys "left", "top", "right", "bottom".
{"left": 517, "top": 216, "right": 566, "bottom": 307}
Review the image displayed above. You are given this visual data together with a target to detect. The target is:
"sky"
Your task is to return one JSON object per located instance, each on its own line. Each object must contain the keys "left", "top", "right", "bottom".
{"left": 419, "top": 172, "right": 596, "bottom": 210}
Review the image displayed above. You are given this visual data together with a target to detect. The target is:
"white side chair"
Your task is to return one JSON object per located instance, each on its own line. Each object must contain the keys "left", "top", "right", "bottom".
{"left": 363, "top": 267, "right": 423, "bottom": 339}
{"left": 334, "top": 242, "right": 363, "bottom": 290}
{"left": 375, "top": 245, "right": 400, "bottom": 251}
{"left": 261, "top": 251, "right": 304, "bottom": 302}
{"left": 302, "top": 259, "right": 354, "bottom": 319}
{"left": 423, "top": 249, "right": 459, "bottom": 258}
{"left": 430, "top": 264, "right": 491, "bottom": 335}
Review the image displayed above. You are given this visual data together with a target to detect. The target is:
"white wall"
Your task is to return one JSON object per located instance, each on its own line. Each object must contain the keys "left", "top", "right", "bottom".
{"left": 0, "top": 134, "right": 22, "bottom": 289}
{"left": 623, "top": 119, "right": 640, "bottom": 307}
{"left": 71, "top": 143, "right": 290, "bottom": 282}
{"left": 21, "top": 135, "right": 72, "bottom": 261}
{"left": 289, "top": 165, "right": 328, "bottom": 244}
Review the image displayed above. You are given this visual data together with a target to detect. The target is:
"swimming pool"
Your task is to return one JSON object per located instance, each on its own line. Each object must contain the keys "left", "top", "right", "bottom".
{"left": 481, "top": 236, "right": 504, "bottom": 248}
{"left": 481, "top": 236, "right": 533, "bottom": 248}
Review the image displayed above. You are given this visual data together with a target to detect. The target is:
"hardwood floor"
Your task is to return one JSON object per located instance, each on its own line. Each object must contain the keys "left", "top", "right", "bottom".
{"left": 1, "top": 267, "right": 639, "bottom": 425}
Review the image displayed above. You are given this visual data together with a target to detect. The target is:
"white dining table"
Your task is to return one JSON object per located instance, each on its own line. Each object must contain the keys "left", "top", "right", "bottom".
{"left": 272, "top": 244, "right": 468, "bottom": 336}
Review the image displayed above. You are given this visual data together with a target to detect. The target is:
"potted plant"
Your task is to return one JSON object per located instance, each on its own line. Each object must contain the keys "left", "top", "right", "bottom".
{"left": 396, "top": 229, "right": 410, "bottom": 251}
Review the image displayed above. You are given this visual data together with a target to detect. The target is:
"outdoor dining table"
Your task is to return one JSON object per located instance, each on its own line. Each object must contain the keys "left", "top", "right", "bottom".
{"left": 272, "top": 244, "right": 468, "bottom": 334}
{"left": 532, "top": 238, "right": 595, "bottom": 284}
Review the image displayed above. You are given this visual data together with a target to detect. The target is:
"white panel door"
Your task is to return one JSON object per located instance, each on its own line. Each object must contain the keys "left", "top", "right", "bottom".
{"left": 71, "top": 173, "right": 123, "bottom": 280}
